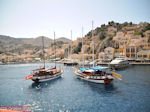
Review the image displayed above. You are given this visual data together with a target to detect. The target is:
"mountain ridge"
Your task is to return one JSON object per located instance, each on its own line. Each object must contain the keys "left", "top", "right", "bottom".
{"left": 0, "top": 35, "right": 72, "bottom": 54}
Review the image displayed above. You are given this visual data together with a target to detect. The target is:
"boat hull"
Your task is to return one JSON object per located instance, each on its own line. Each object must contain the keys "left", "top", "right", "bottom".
{"left": 76, "top": 75, "right": 113, "bottom": 84}
{"left": 32, "top": 70, "right": 63, "bottom": 83}
{"left": 74, "top": 70, "right": 113, "bottom": 84}
{"left": 64, "top": 62, "right": 78, "bottom": 66}
{"left": 109, "top": 63, "right": 129, "bottom": 69}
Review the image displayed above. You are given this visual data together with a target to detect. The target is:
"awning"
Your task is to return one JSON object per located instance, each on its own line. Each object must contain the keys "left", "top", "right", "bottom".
{"left": 80, "top": 67, "right": 88, "bottom": 71}
{"left": 84, "top": 69, "right": 94, "bottom": 72}
{"left": 90, "top": 66, "right": 108, "bottom": 70}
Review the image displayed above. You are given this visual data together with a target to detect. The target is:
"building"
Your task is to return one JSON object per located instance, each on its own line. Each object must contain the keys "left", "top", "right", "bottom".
{"left": 107, "top": 26, "right": 117, "bottom": 36}
{"left": 99, "top": 47, "right": 114, "bottom": 61}
{"left": 104, "top": 47, "right": 114, "bottom": 59}
{"left": 137, "top": 50, "right": 150, "bottom": 61}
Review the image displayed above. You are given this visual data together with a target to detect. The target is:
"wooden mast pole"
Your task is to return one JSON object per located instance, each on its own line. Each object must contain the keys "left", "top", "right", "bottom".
{"left": 82, "top": 26, "right": 84, "bottom": 67}
{"left": 42, "top": 36, "right": 45, "bottom": 69}
{"left": 54, "top": 32, "right": 56, "bottom": 68}
{"left": 92, "top": 21, "right": 94, "bottom": 67}
{"left": 71, "top": 30, "right": 72, "bottom": 62}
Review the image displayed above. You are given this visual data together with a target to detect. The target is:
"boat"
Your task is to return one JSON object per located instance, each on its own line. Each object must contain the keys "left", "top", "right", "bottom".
{"left": 25, "top": 33, "right": 63, "bottom": 82}
{"left": 63, "top": 59, "right": 78, "bottom": 66}
{"left": 109, "top": 58, "right": 129, "bottom": 69}
{"left": 74, "top": 66, "right": 115, "bottom": 84}
{"left": 73, "top": 21, "right": 122, "bottom": 84}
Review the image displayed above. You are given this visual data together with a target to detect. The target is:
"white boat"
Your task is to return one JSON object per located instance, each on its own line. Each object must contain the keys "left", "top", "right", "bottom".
{"left": 109, "top": 58, "right": 129, "bottom": 69}
{"left": 74, "top": 66, "right": 115, "bottom": 84}
{"left": 64, "top": 59, "right": 78, "bottom": 66}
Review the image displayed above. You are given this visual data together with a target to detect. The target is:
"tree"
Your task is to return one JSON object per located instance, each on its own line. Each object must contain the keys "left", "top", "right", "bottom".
{"left": 108, "top": 35, "right": 113, "bottom": 40}
{"left": 98, "top": 32, "right": 105, "bottom": 40}
{"left": 144, "top": 24, "right": 150, "bottom": 32}
{"left": 129, "top": 22, "right": 133, "bottom": 26}
{"left": 72, "top": 42, "right": 82, "bottom": 54}
{"left": 122, "top": 22, "right": 128, "bottom": 27}
{"left": 134, "top": 31, "right": 144, "bottom": 37}
{"left": 108, "top": 21, "right": 114, "bottom": 26}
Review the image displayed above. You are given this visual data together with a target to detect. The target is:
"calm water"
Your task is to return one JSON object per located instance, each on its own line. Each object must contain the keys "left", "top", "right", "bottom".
{"left": 0, "top": 63, "right": 150, "bottom": 112}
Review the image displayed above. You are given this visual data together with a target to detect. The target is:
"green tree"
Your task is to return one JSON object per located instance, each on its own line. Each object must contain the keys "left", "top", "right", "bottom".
{"left": 72, "top": 42, "right": 82, "bottom": 54}
{"left": 144, "top": 24, "right": 150, "bottom": 32}
{"left": 98, "top": 32, "right": 105, "bottom": 40}
{"left": 134, "top": 31, "right": 144, "bottom": 37}
{"left": 108, "top": 21, "right": 114, "bottom": 26}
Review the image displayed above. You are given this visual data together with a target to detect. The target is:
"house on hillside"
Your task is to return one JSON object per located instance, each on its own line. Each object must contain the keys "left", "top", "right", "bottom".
{"left": 107, "top": 26, "right": 117, "bottom": 36}
{"left": 137, "top": 50, "right": 150, "bottom": 61}
{"left": 99, "top": 47, "right": 114, "bottom": 62}
{"left": 125, "top": 44, "right": 138, "bottom": 59}
{"left": 145, "top": 30, "right": 150, "bottom": 38}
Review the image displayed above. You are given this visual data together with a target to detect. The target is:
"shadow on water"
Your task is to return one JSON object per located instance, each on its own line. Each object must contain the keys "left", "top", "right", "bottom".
{"left": 113, "top": 66, "right": 130, "bottom": 71}
{"left": 77, "top": 78, "right": 117, "bottom": 95}
{"left": 28, "top": 77, "right": 63, "bottom": 90}
{"left": 86, "top": 82, "right": 118, "bottom": 96}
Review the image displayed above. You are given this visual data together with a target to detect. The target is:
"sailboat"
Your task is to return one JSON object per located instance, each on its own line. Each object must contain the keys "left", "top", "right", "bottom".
{"left": 25, "top": 33, "right": 63, "bottom": 82}
{"left": 64, "top": 30, "right": 78, "bottom": 66}
{"left": 73, "top": 21, "right": 121, "bottom": 84}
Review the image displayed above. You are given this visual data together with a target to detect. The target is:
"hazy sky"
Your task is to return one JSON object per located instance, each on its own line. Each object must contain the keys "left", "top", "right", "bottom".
{"left": 0, "top": 0, "right": 150, "bottom": 40}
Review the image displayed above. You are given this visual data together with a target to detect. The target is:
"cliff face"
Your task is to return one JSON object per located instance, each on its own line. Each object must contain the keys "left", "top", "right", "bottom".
{"left": 72, "top": 21, "right": 150, "bottom": 56}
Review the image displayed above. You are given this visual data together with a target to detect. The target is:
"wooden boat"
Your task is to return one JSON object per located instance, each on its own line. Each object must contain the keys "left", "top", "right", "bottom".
{"left": 27, "top": 66, "right": 63, "bottom": 82}
{"left": 25, "top": 33, "right": 63, "bottom": 82}
{"left": 74, "top": 66, "right": 115, "bottom": 84}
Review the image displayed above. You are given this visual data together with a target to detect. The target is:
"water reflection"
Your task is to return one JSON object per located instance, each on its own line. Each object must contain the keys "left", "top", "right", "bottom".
{"left": 77, "top": 78, "right": 117, "bottom": 95}
{"left": 86, "top": 82, "right": 117, "bottom": 95}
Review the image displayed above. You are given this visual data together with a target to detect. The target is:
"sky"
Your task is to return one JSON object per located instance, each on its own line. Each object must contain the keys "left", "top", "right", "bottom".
{"left": 0, "top": 0, "right": 150, "bottom": 40}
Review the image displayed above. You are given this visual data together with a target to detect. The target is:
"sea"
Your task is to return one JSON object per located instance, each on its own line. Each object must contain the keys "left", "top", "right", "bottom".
{"left": 0, "top": 63, "right": 150, "bottom": 112}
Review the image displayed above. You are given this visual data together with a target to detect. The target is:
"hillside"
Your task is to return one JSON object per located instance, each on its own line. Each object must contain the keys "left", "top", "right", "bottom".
{"left": 1, "top": 21, "right": 150, "bottom": 63}
{"left": 72, "top": 21, "right": 150, "bottom": 58}
{"left": 0, "top": 35, "right": 71, "bottom": 53}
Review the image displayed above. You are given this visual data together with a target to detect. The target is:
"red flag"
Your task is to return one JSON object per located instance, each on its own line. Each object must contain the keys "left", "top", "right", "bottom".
{"left": 25, "top": 74, "right": 33, "bottom": 80}
{"left": 52, "top": 66, "right": 56, "bottom": 69}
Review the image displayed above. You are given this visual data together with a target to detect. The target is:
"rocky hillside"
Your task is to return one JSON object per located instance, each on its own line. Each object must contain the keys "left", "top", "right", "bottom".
{"left": 0, "top": 35, "right": 71, "bottom": 54}
{"left": 72, "top": 21, "right": 150, "bottom": 56}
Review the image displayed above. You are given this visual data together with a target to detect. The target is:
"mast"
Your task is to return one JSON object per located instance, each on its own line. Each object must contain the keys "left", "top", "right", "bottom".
{"left": 82, "top": 27, "right": 84, "bottom": 67}
{"left": 92, "top": 21, "right": 94, "bottom": 67}
{"left": 70, "top": 30, "right": 72, "bottom": 62}
{"left": 54, "top": 32, "right": 56, "bottom": 67}
{"left": 42, "top": 36, "right": 45, "bottom": 69}
{"left": 68, "top": 44, "right": 69, "bottom": 58}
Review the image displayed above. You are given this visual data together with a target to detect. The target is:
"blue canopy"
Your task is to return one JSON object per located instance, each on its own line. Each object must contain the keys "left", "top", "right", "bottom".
{"left": 77, "top": 70, "right": 82, "bottom": 73}
{"left": 90, "top": 66, "right": 108, "bottom": 70}
{"left": 80, "top": 67, "right": 87, "bottom": 71}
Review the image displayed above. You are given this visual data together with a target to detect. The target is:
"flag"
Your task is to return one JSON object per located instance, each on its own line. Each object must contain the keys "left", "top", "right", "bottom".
{"left": 25, "top": 74, "right": 33, "bottom": 80}
{"left": 52, "top": 66, "right": 56, "bottom": 69}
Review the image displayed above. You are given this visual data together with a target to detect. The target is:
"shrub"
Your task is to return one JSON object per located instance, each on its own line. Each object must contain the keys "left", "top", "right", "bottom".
{"left": 144, "top": 24, "right": 150, "bottom": 32}
{"left": 98, "top": 32, "right": 105, "bottom": 40}
{"left": 134, "top": 31, "right": 144, "bottom": 37}
{"left": 72, "top": 42, "right": 82, "bottom": 54}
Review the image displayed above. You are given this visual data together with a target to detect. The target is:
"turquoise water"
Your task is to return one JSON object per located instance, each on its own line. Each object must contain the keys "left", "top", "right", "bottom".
{"left": 0, "top": 63, "right": 150, "bottom": 112}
